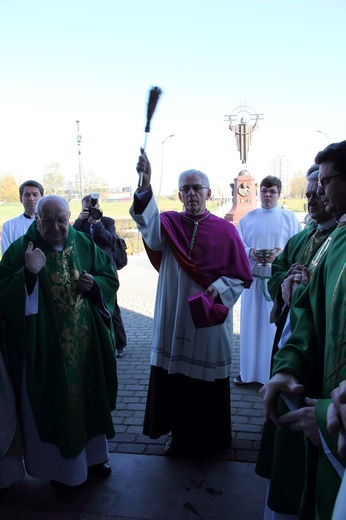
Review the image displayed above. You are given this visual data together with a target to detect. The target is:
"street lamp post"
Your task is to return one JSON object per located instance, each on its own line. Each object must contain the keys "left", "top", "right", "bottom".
{"left": 76, "top": 120, "right": 83, "bottom": 200}
{"left": 317, "top": 130, "right": 330, "bottom": 143}
{"left": 157, "top": 134, "right": 175, "bottom": 204}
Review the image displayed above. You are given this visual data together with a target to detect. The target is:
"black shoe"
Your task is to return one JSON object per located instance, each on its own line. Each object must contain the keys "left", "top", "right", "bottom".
{"left": 0, "top": 487, "right": 9, "bottom": 498}
{"left": 89, "top": 462, "right": 112, "bottom": 477}
{"left": 164, "top": 438, "right": 175, "bottom": 456}
{"left": 164, "top": 438, "right": 188, "bottom": 457}
{"left": 116, "top": 348, "right": 126, "bottom": 358}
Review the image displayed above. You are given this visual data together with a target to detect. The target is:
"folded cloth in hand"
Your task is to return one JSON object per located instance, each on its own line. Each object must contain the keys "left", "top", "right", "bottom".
{"left": 188, "top": 292, "right": 229, "bottom": 328}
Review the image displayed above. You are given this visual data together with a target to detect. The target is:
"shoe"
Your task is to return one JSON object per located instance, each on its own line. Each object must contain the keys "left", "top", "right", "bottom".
{"left": 233, "top": 374, "right": 245, "bottom": 385}
{"left": 88, "top": 462, "right": 112, "bottom": 477}
{"left": 164, "top": 438, "right": 188, "bottom": 457}
{"left": 0, "top": 486, "right": 9, "bottom": 498}
{"left": 164, "top": 438, "right": 175, "bottom": 456}
{"left": 116, "top": 348, "right": 126, "bottom": 358}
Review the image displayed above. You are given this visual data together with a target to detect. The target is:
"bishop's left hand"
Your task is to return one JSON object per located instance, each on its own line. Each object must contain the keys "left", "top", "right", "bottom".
{"left": 205, "top": 285, "right": 218, "bottom": 300}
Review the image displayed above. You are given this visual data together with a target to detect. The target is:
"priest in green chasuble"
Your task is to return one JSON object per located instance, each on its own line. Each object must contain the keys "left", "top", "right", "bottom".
{"left": 0, "top": 195, "right": 118, "bottom": 487}
{"left": 256, "top": 166, "right": 336, "bottom": 518}
{"left": 259, "top": 140, "right": 346, "bottom": 520}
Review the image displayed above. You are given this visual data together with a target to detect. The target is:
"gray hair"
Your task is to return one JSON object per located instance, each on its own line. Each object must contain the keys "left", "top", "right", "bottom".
{"left": 178, "top": 169, "right": 210, "bottom": 189}
{"left": 36, "top": 195, "right": 70, "bottom": 217}
{"left": 306, "top": 168, "right": 319, "bottom": 181}
{"left": 306, "top": 164, "right": 319, "bottom": 179}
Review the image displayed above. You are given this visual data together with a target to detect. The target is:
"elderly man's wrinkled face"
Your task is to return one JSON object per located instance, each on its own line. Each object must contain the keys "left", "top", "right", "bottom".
{"left": 36, "top": 199, "right": 70, "bottom": 246}
{"left": 317, "top": 161, "right": 346, "bottom": 219}
{"left": 306, "top": 180, "right": 333, "bottom": 224}
{"left": 178, "top": 173, "right": 211, "bottom": 215}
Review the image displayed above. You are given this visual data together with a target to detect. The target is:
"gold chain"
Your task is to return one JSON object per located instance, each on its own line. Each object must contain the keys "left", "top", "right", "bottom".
{"left": 183, "top": 212, "right": 210, "bottom": 259}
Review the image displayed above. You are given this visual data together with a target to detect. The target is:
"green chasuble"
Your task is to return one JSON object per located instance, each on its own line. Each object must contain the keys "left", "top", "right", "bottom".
{"left": 268, "top": 221, "right": 337, "bottom": 312}
{"left": 272, "top": 223, "right": 346, "bottom": 520}
{"left": 256, "top": 220, "right": 337, "bottom": 516}
{"left": 268, "top": 221, "right": 317, "bottom": 303}
{"left": 0, "top": 222, "right": 118, "bottom": 458}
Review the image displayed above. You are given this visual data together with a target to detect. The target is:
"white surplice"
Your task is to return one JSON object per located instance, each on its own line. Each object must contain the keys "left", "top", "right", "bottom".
{"left": 1, "top": 214, "right": 35, "bottom": 254}
{"left": 0, "top": 350, "right": 25, "bottom": 487}
{"left": 130, "top": 196, "right": 245, "bottom": 382}
{"left": 237, "top": 205, "right": 301, "bottom": 384}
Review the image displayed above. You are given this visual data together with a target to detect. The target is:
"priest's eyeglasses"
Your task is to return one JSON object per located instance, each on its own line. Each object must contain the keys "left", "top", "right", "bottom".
{"left": 317, "top": 173, "right": 343, "bottom": 188}
{"left": 179, "top": 184, "right": 208, "bottom": 193}
{"left": 37, "top": 216, "right": 70, "bottom": 226}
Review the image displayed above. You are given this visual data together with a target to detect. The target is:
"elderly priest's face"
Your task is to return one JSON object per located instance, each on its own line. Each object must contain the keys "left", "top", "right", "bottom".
{"left": 36, "top": 197, "right": 71, "bottom": 246}
{"left": 178, "top": 173, "right": 211, "bottom": 216}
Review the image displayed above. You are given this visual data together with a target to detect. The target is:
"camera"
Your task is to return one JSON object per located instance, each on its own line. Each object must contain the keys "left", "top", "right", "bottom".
{"left": 88, "top": 193, "right": 103, "bottom": 220}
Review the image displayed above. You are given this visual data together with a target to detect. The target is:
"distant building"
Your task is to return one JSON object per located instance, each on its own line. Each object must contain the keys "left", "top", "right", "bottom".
{"left": 101, "top": 186, "right": 132, "bottom": 202}
{"left": 69, "top": 184, "right": 132, "bottom": 202}
{"left": 270, "top": 156, "right": 290, "bottom": 198}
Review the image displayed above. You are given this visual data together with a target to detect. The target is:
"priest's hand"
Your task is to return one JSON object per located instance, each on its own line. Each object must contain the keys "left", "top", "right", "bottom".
{"left": 259, "top": 371, "right": 305, "bottom": 427}
{"left": 78, "top": 270, "right": 94, "bottom": 293}
{"left": 25, "top": 241, "right": 46, "bottom": 274}
{"left": 136, "top": 149, "right": 151, "bottom": 192}
{"left": 286, "top": 262, "right": 305, "bottom": 276}
{"left": 327, "top": 381, "right": 346, "bottom": 457}
{"left": 281, "top": 266, "right": 310, "bottom": 306}
{"left": 205, "top": 285, "right": 218, "bottom": 300}
{"left": 281, "top": 274, "right": 297, "bottom": 306}
{"left": 278, "top": 397, "right": 322, "bottom": 447}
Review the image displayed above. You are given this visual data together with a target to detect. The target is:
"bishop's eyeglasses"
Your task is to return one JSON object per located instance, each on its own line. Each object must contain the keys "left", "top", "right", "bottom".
{"left": 179, "top": 184, "right": 209, "bottom": 193}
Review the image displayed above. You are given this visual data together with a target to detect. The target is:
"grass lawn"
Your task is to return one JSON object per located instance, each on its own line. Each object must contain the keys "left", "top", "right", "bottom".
{"left": 0, "top": 197, "right": 222, "bottom": 230}
{"left": 0, "top": 197, "right": 221, "bottom": 257}
{"left": 0, "top": 196, "right": 305, "bottom": 258}
{"left": 0, "top": 196, "right": 305, "bottom": 231}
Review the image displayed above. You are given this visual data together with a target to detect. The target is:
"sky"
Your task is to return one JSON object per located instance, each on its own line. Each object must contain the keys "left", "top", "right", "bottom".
{"left": 0, "top": 0, "right": 346, "bottom": 197}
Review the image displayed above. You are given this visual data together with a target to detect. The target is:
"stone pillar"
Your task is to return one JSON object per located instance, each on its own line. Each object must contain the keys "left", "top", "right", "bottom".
{"left": 225, "top": 170, "right": 257, "bottom": 226}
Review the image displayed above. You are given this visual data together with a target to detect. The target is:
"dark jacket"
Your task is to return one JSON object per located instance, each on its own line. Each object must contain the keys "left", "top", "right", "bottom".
{"left": 73, "top": 216, "right": 119, "bottom": 269}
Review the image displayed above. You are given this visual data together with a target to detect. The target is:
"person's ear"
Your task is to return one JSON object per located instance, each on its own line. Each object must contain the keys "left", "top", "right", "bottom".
{"left": 178, "top": 192, "right": 183, "bottom": 204}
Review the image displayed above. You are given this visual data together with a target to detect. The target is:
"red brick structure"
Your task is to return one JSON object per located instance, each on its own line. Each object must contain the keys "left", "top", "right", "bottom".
{"left": 225, "top": 170, "right": 257, "bottom": 226}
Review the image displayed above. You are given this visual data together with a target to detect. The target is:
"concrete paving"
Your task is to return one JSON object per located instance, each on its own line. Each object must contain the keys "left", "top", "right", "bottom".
{"left": 0, "top": 252, "right": 268, "bottom": 520}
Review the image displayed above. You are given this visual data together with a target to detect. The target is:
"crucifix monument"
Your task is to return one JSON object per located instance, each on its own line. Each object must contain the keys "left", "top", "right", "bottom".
{"left": 224, "top": 105, "right": 263, "bottom": 225}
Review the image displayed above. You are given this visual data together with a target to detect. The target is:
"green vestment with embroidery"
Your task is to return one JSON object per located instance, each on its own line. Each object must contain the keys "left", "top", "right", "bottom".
{"left": 256, "top": 221, "right": 337, "bottom": 516}
{"left": 272, "top": 224, "right": 346, "bottom": 519}
{"left": 0, "top": 222, "right": 118, "bottom": 458}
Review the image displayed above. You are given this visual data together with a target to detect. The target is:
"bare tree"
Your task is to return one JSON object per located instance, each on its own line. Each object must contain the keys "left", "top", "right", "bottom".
{"left": 42, "top": 163, "right": 65, "bottom": 195}
{"left": 289, "top": 170, "right": 306, "bottom": 199}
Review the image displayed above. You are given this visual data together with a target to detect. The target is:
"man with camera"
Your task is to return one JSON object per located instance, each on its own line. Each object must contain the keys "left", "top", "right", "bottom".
{"left": 73, "top": 194, "right": 127, "bottom": 358}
